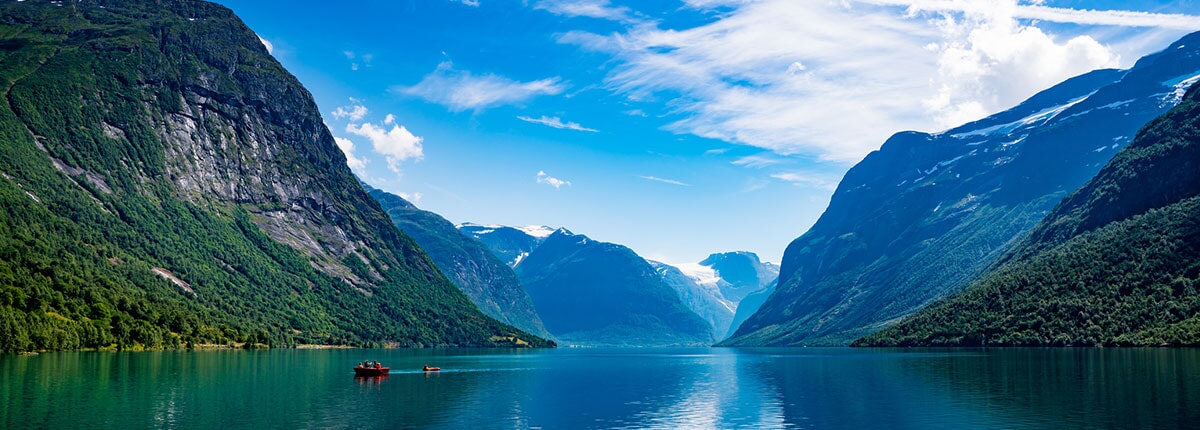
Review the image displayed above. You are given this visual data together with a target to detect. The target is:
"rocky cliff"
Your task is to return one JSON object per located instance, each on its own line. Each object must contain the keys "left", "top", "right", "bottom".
{"left": 0, "top": 0, "right": 545, "bottom": 351}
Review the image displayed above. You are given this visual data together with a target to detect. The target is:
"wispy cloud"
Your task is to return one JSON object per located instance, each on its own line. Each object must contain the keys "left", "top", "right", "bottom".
{"left": 731, "top": 155, "right": 785, "bottom": 168}
{"left": 400, "top": 192, "right": 424, "bottom": 204}
{"left": 537, "top": 170, "right": 571, "bottom": 189}
{"left": 518, "top": 115, "right": 599, "bottom": 132}
{"left": 868, "top": 0, "right": 1200, "bottom": 29}
{"left": 343, "top": 51, "right": 373, "bottom": 71}
{"left": 452, "top": 0, "right": 480, "bottom": 7}
{"left": 396, "top": 62, "right": 566, "bottom": 112}
{"left": 639, "top": 175, "right": 691, "bottom": 186}
{"left": 561, "top": 0, "right": 1200, "bottom": 164}
{"left": 771, "top": 172, "right": 838, "bottom": 191}
{"left": 533, "top": 0, "right": 638, "bottom": 23}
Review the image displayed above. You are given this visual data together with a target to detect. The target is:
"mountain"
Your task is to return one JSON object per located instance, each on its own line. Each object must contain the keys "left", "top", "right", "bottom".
{"left": 700, "top": 252, "right": 780, "bottom": 303}
{"left": 0, "top": 0, "right": 546, "bottom": 352}
{"left": 653, "top": 261, "right": 735, "bottom": 341}
{"left": 365, "top": 186, "right": 551, "bottom": 340}
{"left": 856, "top": 81, "right": 1200, "bottom": 347}
{"left": 653, "top": 253, "right": 779, "bottom": 341}
{"left": 457, "top": 223, "right": 554, "bottom": 267}
{"left": 725, "top": 281, "right": 775, "bottom": 339}
{"left": 462, "top": 226, "right": 714, "bottom": 346}
{"left": 723, "top": 31, "right": 1200, "bottom": 346}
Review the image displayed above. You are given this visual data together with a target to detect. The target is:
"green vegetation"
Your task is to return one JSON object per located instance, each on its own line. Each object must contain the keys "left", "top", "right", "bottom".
{"left": 856, "top": 84, "right": 1200, "bottom": 347}
{"left": 0, "top": 0, "right": 548, "bottom": 352}
{"left": 367, "top": 185, "right": 552, "bottom": 340}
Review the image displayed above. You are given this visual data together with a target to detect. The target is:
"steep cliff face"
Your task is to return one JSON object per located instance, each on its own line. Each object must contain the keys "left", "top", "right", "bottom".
{"left": 725, "top": 31, "right": 1200, "bottom": 346}
{"left": 857, "top": 82, "right": 1200, "bottom": 347}
{"left": 0, "top": 0, "right": 545, "bottom": 351}
{"left": 367, "top": 186, "right": 551, "bottom": 339}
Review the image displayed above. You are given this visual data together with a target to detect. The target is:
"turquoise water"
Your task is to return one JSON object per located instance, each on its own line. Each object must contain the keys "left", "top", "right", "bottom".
{"left": 2, "top": 347, "right": 1197, "bottom": 429}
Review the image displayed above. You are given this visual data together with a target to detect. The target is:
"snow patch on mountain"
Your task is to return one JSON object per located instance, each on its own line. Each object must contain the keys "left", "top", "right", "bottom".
{"left": 512, "top": 251, "right": 530, "bottom": 267}
{"left": 951, "top": 94, "right": 1092, "bottom": 138}
{"left": 1163, "top": 71, "right": 1200, "bottom": 103}
{"left": 514, "top": 225, "right": 557, "bottom": 238}
{"left": 674, "top": 262, "right": 722, "bottom": 287}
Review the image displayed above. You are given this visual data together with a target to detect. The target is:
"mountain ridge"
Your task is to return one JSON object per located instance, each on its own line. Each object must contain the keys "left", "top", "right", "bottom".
{"left": 0, "top": 0, "right": 546, "bottom": 352}
{"left": 367, "top": 186, "right": 552, "bottom": 339}
{"left": 723, "top": 30, "right": 1200, "bottom": 346}
{"left": 855, "top": 81, "right": 1200, "bottom": 347}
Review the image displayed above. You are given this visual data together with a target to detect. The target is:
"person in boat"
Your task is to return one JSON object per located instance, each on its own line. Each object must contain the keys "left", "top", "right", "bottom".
{"left": 375, "top": 361, "right": 382, "bottom": 369}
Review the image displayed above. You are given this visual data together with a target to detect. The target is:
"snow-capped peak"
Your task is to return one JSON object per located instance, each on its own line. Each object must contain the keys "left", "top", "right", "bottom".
{"left": 515, "top": 225, "right": 558, "bottom": 238}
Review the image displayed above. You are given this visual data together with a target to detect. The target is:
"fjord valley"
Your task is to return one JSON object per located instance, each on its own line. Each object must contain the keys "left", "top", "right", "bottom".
{"left": 0, "top": 0, "right": 547, "bottom": 352}
{"left": 6, "top": 0, "right": 1200, "bottom": 428}
{"left": 1, "top": 0, "right": 1198, "bottom": 356}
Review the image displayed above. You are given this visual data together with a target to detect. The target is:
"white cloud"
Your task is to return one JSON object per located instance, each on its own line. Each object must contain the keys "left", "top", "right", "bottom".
{"left": 397, "top": 62, "right": 566, "bottom": 112}
{"left": 868, "top": 0, "right": 1200, "bottom": 30}
{"left": 771, "top": 172, "right": 838, "bottom": 191}
{"left": 639, "top": 175, "right": 691, "bottom": 186}
{"left": 343, "top": 51, "right": 373, "bottom": 71}
{"left": 332, "top": 103, "right": 368, "bottom": 122}
{"left": 562, "top": 0, "right": 1199, "bottom": 164}
{"left": 731, "top": 155, "right": 787, "bottom": 168}
{"left": 536, "top": 170, "right": 571, "bottom": 189}
{"left": 400, "top": 192, "right": 424, "bottom": 204}
{"left": 915, "top": 2, "right": 1121, "bottom": 127}
{"left": 333, "top": 137, "right": 368, "bottom": 173}
{"left": 257, "top": 36, "right": 274, "bottom": 54}
{"left": 346, "top": 122, "right": 424, "bottom": 173}
{"left": 517, "top": 115, "right": 599, "bottom": 132}
{"left": 533, "top": 0, "right": 637, "bottom": 23}
{"left": 454, "top": 0, "right": 480, "bottom": 6}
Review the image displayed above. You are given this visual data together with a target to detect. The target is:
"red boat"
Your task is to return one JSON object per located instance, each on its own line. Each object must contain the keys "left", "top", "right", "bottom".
{"left": 354, "top": 365, "right": 390, "bottom": 376}
{"left": 422, "top": 365, "right": 441, "bottom": 372}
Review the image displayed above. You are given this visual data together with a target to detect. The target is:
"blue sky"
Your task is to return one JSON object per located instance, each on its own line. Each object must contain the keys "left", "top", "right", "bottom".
{"left": 214, "top": 0, "right": 1200, "bottom": 265}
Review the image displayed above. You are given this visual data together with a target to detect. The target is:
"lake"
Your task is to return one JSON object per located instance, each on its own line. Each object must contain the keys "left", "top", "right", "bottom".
{"left": 2, "top": 347, "right": 1197, "bottom": 429}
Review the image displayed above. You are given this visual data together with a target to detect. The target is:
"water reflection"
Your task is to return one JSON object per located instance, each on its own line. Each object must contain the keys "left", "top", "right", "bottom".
{"left": 353, "top": 375, "right": 389, "bottom": 386}
{"left": 3, "top": 348, "right": 1200, "bottom": 429}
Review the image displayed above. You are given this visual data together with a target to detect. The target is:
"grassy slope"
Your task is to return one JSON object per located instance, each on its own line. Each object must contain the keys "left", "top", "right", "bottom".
{"left": 0, "top": 0, "right": 547, "bottom": 352}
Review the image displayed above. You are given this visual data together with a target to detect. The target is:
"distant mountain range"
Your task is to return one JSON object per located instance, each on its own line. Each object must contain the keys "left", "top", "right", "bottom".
{"left": 0, "top": 0, "right": 545, "bottom": 352}
{"left": 724, "top": 30, "right": 1200, "bottom": 346}
{"left": 857, "top": 79, "right": 1200, "bottom": 347}
{"left": 460, "top": 225, "right": 777, "bottom": 345}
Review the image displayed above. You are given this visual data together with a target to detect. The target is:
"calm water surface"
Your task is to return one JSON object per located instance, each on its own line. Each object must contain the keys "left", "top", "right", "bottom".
{"left": 2, "top": 347, "right": 1197, "bottom": 429}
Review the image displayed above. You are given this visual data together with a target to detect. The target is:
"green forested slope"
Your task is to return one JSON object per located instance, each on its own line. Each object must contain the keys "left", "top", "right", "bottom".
{"left": 855, "top": 84, "right": 1200, "bottom": 347}
{"left": 367, "top": 185, "right": 551, "bottom": 340}
{"left": 0, "top": 0, "right": 545, "bottom": 352}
